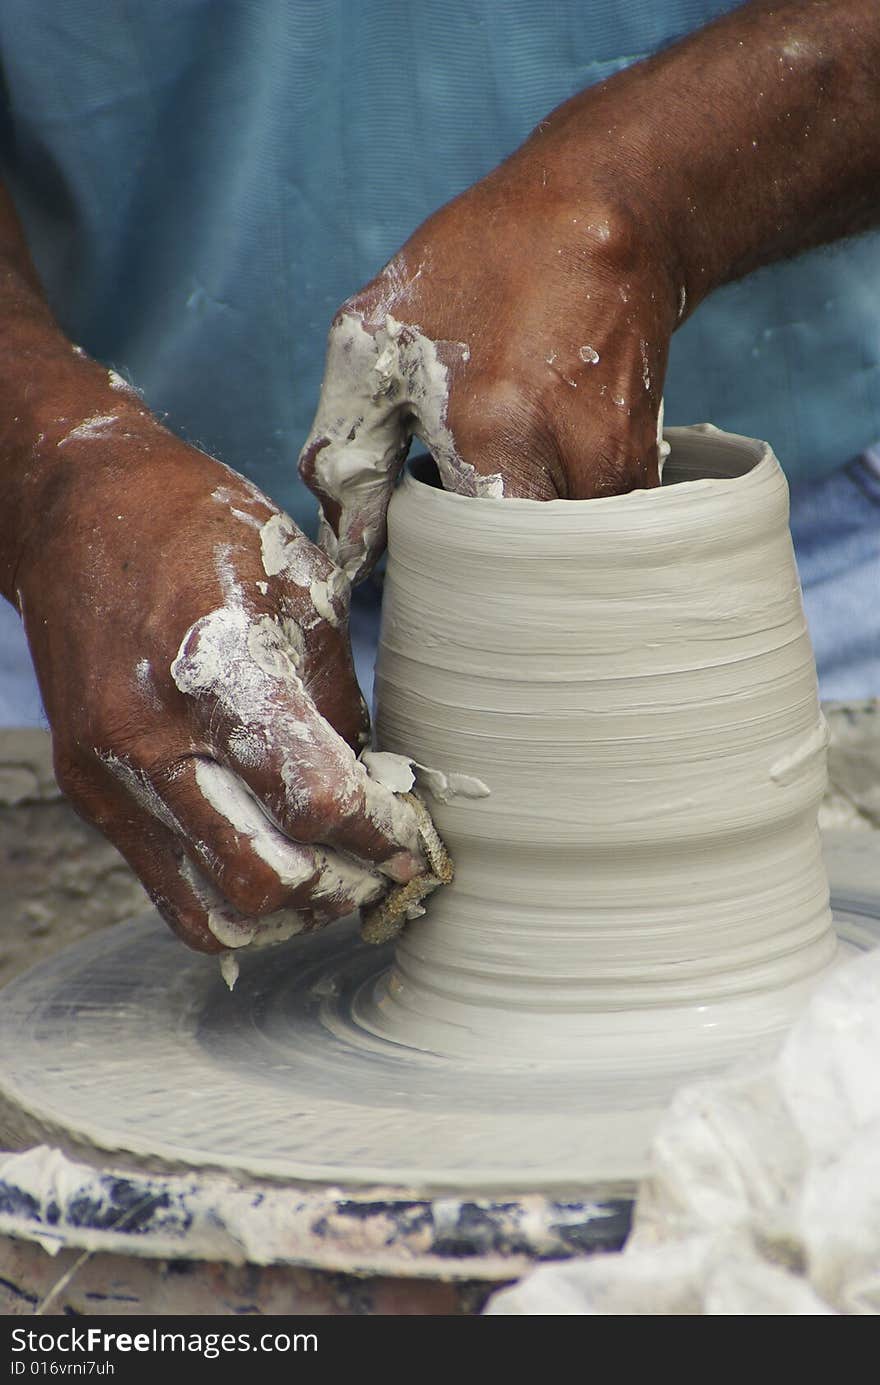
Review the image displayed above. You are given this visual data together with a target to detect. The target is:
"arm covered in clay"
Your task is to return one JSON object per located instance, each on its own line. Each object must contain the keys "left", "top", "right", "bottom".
{"left": 301, "top": 0, "right": 880, "bottom": 581}
{"left": 0, "top": 184, "right": 425, "bottom": 954}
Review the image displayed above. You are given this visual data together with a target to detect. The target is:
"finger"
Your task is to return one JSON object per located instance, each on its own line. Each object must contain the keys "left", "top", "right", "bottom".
{"left": 95, "top": 743, "right": 388, "bottom": 923}
{"left": 298, "top": 309, "right": 411, "bottom": 584}
{"left": 440, "top": 355, "right": 661, "bottom": 501}
{"left": 539, "top": 328, "right": 668, "bottom": 498}
{"left": 223, "top": 701, "right": 426, "bottom": 876}
{"left": 256, "top": 508, "right": 351, "bottom": 620}
{"left": 57, "top": 765, "right": 257, "bottom": 954}
{"left": 120, "top": 820, "right": 230, "bottom": 954}
{"left": 438, "top": 322, "right": 669, "bottom": 501}
{"left": 170, "top": 601, "right": 426, "bottom": 874}
{"left": 294, "top": 590, "right": 371, "bottom": 753}
{"left": 87, "top": 751, "right": 362, "bottom": 952}
{"left": 553, "top": 402, "right": 663, "bottom": 502}
{"left": 122, "top": 816, "right": 297, "bottom": 955}
{"left": 301, "top": 619, "right": 372, "bottom": 757}
{"left": 371, "top": 318, "right": 517, "bottom": 504}
{"left": 250, "top": 508, "right": 370, "bottom": 749}
{"left": 172, "top": 852, "right": 322, "bottom": 952}
{"left": 550, "top": 397, "right": 661, "bottom": 498}
{"left": 156, "top": 755, "right": 388, "bottom": 922}
{"left": 442, "top": 369, "right": 562, "bottom": 500}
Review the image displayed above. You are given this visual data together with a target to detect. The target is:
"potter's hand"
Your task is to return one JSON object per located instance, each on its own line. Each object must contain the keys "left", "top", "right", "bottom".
{"left": 302, "top": 0, "right": 880, "bottom": 584}
{"left": 299, "top": 154, "right": 672, "bottom": 582}
{"left": 0, "top": 184, "right": 424, "bottom": 953}
{"left": 2, "top": 396, "right": 424, "bottom": 954}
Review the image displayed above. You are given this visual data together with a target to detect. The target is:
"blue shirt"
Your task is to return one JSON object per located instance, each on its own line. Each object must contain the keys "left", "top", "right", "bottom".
{"left": 2, "top": 0, "right": 879, "bottom": 534}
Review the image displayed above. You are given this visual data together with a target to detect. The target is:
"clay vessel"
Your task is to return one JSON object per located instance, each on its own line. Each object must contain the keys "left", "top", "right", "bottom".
{"left": 366, "top": 425, "right": 838, "bottom": 1075}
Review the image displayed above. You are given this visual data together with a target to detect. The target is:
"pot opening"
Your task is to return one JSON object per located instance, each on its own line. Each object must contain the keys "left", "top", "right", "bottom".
{"left": 408, "top": 425, "right": 765, "bottom": 495}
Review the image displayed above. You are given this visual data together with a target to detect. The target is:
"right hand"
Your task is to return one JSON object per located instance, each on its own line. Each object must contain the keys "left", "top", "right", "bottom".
{"left": 8, "top": 382, "right": 425, "bottom": 953}
{"left": 299, "top": 103, "right": 677, "bottom": 587}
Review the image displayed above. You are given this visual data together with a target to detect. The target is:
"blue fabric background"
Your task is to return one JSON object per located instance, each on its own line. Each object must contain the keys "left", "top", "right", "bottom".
{"left": 0, "top": 0, "right": 878, "bottom": 535}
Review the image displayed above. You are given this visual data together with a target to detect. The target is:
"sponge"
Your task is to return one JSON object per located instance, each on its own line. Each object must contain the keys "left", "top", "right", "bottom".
{"left": 360, "top": 792, "right": 454, "bottom": 945}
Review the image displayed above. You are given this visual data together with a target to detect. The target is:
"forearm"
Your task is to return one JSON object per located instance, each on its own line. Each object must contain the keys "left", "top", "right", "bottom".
{"left": 0, "top": 184, "right": 145, "bottom": 604}
{"left": 528, "top": 0, "right": 880, "bottom": 316}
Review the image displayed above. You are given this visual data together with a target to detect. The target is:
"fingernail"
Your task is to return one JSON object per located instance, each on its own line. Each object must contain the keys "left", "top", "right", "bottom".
{"left": 381, "top": 850, "right": 425, "bottom": 884}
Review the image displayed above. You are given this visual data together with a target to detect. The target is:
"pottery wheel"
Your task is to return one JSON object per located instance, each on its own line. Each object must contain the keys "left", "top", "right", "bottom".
{"left": 0, "top": 835, "right": 877, "bottom": 1197}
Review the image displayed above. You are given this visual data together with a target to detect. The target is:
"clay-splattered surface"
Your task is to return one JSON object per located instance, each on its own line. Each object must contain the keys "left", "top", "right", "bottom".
{"left": 0, "top": 1235, "right": 495, "bottom": 1315}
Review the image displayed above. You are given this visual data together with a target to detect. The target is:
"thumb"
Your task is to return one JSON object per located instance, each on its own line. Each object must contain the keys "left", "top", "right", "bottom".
{"left": 299, "top": 310, "right": 411, "bottom": 584}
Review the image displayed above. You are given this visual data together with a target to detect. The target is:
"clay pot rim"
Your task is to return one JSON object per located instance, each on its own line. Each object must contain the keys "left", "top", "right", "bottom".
{"left": 404, "top": 424, "right": 777, "bottom": 515}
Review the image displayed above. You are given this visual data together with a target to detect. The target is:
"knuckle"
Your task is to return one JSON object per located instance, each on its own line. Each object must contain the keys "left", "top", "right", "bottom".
{"left": 309, "top": 894, "right": 358, "bottom": 928}
{"left": 51, "top": 744, "right": 94, "bottom": 802}
{"left": 216, "top": 860, "right": 295, "bottom": 918}
{"left": 90, "top": 741, "right": 185, "bottom": 834}
{"left": 589, "top": 201, "right": 643, "bottom": 272}
{"left": 52, "top": 747, "right": 138, "bottom": 841}
{"left": 155, "top": 895, "right": 224, "bottom": 954}
{"left": 90, "top": 700, "right": 155, "bottom": 751}
{"left": 332, "top": 293, "right": 365, "bottom": 328}
{"left": 147, "top": 752, "right": 194, "bottom": 795}
{"left": 449, "top": 373, "right": 559, "bottom": 492}
{"left": 296, "top": 769, "right": 354, "bottom": 844}
{"left": 454, "top": 371, "right": 517, "bottom": 428}
{"left": 332, "top": 287, "right": 381, "bottom": 332}
{"left": 551, "top": 196, "right": 642, "bottom": 276}
{"left": 451, "top": 373, "right": 542, "bottom": 455}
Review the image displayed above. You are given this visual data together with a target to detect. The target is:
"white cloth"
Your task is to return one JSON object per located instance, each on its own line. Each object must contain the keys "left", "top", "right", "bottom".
{"left": 487, "top": 946, "right": 880, "bottom": 1315}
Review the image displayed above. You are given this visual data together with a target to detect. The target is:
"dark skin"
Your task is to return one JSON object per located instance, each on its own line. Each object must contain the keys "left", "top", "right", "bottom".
{"left": 1, "top": 0, "right": 878, "bottom": 950}
{"left": 303, "top": 0, "right": 880, "bottom": 577}
{"left": 0, "top": 203, "right": 426, "bottom": 951}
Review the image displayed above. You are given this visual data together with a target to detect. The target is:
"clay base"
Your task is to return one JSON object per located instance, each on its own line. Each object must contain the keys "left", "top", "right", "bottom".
{"left": 0, "top": 908, "right": 871, "bottom": 1197}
